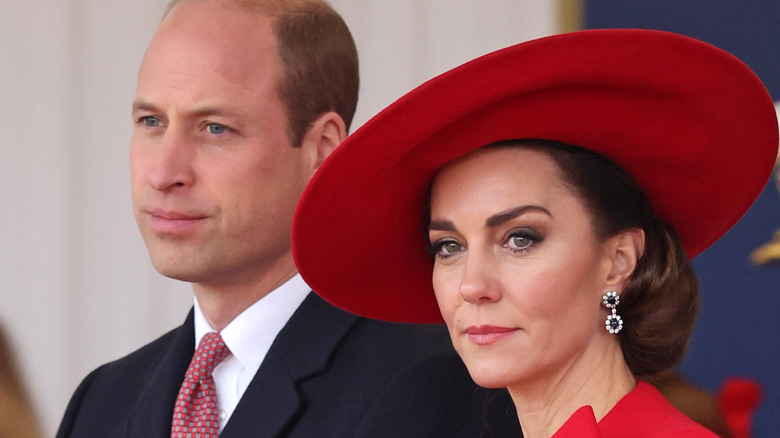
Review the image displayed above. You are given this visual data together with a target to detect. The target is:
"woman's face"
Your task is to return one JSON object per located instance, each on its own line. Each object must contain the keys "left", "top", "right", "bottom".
{"left": 428, "top": 146, "right": 617, "bottom": 390}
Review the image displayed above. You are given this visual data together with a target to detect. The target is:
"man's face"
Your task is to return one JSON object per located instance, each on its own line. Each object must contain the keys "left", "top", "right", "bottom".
{"left": 130, "top": 1, "right": 313, "bottom": 289}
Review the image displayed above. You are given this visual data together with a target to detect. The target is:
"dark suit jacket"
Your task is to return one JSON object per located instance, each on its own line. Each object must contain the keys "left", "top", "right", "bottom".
{"left": 57, "top": 293, "right": 520, "bottom": 437}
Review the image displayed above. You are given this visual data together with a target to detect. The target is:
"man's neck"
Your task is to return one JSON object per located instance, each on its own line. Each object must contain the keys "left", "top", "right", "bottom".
{"left": 192, "top": 265, "right": 298, "bottom": 331}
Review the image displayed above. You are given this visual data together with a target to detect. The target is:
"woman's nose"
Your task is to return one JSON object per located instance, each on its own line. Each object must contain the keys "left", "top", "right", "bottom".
{"left": 458, "top": 251, "right": 502, "bottom": 304}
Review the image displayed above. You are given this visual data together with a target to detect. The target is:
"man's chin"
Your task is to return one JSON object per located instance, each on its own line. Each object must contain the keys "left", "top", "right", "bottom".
{"left": 153, "top": 267, "right": 195, "bottom": 283}
{"left": 148, "top": 255, "right": 201, "bottom": 283}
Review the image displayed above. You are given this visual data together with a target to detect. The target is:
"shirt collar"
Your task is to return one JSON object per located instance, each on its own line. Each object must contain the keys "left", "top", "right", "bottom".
{"left": 193, "top": 274, "right": 311, "bottom": 371}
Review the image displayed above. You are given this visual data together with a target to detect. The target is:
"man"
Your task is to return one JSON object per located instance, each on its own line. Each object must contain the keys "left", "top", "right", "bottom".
{"left": 56, "top": 0, "right": 519, "bottom": 437}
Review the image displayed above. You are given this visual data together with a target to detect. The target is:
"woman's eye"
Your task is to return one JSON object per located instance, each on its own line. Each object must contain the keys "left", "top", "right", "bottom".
{"left": 505, "top": 229, "right": 542, "bottom": 253}
{"left": 509, "top": 235, "right": 532, "bottom": 249}
{"left": 430, "top": 239, "right": 464, "bottom": 259}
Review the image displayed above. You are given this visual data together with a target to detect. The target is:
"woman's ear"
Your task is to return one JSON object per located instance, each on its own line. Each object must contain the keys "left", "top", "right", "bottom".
{"left": 605, "top": 228, "right": 645, "bottom": 290}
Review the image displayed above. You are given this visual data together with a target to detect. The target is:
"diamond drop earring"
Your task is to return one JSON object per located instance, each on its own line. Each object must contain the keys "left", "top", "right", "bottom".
{"left": 602, "top": 291, "right": 623, "bottom": 334}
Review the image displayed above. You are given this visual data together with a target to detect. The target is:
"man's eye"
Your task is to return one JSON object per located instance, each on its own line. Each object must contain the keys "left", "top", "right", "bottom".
{"left": 207, "top": 123, "right": 228, "bottom": 134}
{"left": 141, "top": 116, "right": 162, "bottom": 127}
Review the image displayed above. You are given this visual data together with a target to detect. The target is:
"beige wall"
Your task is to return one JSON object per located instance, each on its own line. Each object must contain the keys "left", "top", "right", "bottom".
{"left": 0, "top": 0, "right": 562, "bottom": 434}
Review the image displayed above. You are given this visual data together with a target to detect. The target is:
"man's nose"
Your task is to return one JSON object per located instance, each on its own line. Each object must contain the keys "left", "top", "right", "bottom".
{"left": 146, "top": 127, "right": 195, "bottom": 192}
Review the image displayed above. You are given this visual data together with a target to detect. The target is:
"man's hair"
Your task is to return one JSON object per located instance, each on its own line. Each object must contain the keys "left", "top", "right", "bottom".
{"left": 165, "top": 0, "right": 359, "bottom": 147}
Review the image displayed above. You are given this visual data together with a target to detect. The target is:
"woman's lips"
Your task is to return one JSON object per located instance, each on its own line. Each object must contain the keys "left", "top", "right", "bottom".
{"left": 464, "top": 325, "right": 519, "bottom": 345}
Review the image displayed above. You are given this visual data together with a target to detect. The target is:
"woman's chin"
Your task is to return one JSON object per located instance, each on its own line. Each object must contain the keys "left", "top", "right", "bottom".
{"left": 462, "top": 359, "right": 519, "bottom": 389}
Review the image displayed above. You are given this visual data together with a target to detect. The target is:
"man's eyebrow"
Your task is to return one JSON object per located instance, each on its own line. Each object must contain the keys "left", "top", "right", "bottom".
{"left": 187, "top": 106, "right": 249, "bottom": 119}
{"left": 131, "top": 100, "right": 249, "bottom": 119}
{"left": 132, "top": 100, "right": 158, "bottom": 113}
{"left": 485, "top": 205, "right": 552, "bottom": 228}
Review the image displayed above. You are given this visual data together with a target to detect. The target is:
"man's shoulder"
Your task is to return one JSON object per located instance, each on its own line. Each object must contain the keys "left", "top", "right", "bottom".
{"left": 289, "top": 292, "right": 451, "bottom": 362}
{"left": 354, "top": 348, "right": 521, "bottom": 438}
{"left": 349, "top": 316, "right": 451, "bottom": 355}
{"left": 96, "top": 322, "right": 187, "bottom": 376}
{"left": 267, "top": 294, "right": 518, "bottom": 437}
{"left": 66, "top": 320, "right": 189, "bottom": 402}
{"left": 56, "top": 320, "right": 190, "bottom": 438}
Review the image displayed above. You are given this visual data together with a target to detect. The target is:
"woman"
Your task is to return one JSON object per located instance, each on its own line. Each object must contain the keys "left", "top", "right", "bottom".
{"left": 291, "top": 29, "right": 778, "bottom": 437}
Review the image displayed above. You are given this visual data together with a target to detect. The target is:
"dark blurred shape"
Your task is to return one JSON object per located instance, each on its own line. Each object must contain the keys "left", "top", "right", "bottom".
{"left": 0, "top": 325, "right": 43, "bottom": 438}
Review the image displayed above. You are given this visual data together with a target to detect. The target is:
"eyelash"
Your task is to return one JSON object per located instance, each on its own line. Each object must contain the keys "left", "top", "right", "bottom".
{"left": 133, "top": 117, "right": 233, "bottom": 136}
{"left": 503, "top": 228, "right": 544, "bottom": 254}
{"left": 427, "top": 239, "right": 463, "bottom": 260}
{"left": 137, "top": 116, "right": 162, "bottom": 127}
{"left": 427, "top": 228, "right": 544, "bottom": 260}
{"left": 205, "top": 122, "right": 231, "bottom": 135}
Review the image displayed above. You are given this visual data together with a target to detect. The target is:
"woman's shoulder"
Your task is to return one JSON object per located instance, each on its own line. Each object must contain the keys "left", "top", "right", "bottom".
{"left": 599, "top": 381, "right": 718, "bottom": 437}
{"left": 553, "top": 382, "right": 718, "bottom": 438}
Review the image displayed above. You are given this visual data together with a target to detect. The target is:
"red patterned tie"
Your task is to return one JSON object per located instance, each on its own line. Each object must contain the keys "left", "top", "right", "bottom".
{"left": 171, "top": 332, "right": 231, "bottom": 438}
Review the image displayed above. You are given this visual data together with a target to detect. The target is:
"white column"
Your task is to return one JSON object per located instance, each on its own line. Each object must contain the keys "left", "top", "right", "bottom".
{"left": 331, "top": 0, "right": 560, "bottom": 129}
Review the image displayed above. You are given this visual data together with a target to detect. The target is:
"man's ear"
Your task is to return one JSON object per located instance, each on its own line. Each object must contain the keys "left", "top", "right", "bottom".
{"left": 604, "top": 228, "right": 645, "bottom": 290}
{"left": 300, "top": 111, "right": 347, "bottom": 170}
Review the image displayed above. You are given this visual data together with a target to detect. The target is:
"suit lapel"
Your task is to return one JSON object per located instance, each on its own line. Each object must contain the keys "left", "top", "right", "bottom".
{"left": 221, "top": 293, "right": 359, "bottom": 437}
{"left": 219, "top": 351, "right": 300, "bottom": 438}
{"left": 125, "top": 310, "right": 196, "bottom": 438}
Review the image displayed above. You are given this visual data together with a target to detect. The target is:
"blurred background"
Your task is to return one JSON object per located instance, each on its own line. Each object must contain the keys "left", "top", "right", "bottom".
{"left": 1, "top": 0, "right": 777, "bottom": 436}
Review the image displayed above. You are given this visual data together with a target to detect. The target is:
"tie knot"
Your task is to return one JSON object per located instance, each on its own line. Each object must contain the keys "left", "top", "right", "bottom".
{"left": 186, "top": 332, "right": 230, "bottom": 382}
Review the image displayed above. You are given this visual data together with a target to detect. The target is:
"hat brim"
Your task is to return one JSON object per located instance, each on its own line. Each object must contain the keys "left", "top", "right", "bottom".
{"left": 293, "top": 29, "right": 778, "bottom": 323}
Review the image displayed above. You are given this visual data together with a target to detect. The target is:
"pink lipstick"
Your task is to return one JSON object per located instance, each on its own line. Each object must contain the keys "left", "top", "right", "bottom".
{"left": 464, "top": 325, "right": 518, "bottom": 345}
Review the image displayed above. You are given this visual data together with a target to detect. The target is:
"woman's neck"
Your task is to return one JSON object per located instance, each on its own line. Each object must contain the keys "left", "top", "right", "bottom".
{"left": 508, "top": 340, "right": 635, "bottom": 438}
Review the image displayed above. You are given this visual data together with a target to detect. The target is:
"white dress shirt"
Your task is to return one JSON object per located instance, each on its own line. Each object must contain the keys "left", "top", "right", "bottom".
{"left": 192, "top": 274, "right": 311, "bottom": 432}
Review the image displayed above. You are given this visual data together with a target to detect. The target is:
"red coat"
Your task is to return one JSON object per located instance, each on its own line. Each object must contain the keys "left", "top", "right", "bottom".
{"left": 553, "top": 382, "right": 717, "bottom": 437}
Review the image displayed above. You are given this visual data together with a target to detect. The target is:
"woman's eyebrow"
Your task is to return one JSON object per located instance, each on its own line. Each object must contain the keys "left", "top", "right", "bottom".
{"left": 428, "top": 219, "right": 456, "bottom": 231}
{"left": 428, "top": 205, "right": 551, "bottom": 231}
{"left": 485, "top": 205, "right": 552, "bottom": 228}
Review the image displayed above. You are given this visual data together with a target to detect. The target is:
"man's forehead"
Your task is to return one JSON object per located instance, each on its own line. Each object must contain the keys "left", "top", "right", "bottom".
{"left": 158, "top": 0, "right": 276, "bottom": 43}
{"left": 141, "top": 2, "right": 279, "bottom": 82}
{"left": 164, "top": 0, "right": 280, "bottom": 24}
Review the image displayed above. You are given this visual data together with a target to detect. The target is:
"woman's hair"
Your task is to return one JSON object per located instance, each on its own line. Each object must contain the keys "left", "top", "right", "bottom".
{"left": 492, "top": 139, "right": 700, "bottom": 377}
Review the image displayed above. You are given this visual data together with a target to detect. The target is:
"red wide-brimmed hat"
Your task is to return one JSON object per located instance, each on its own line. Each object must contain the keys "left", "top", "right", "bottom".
{"left": 292, "top": 29, "right": 778, "bottom": 323}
